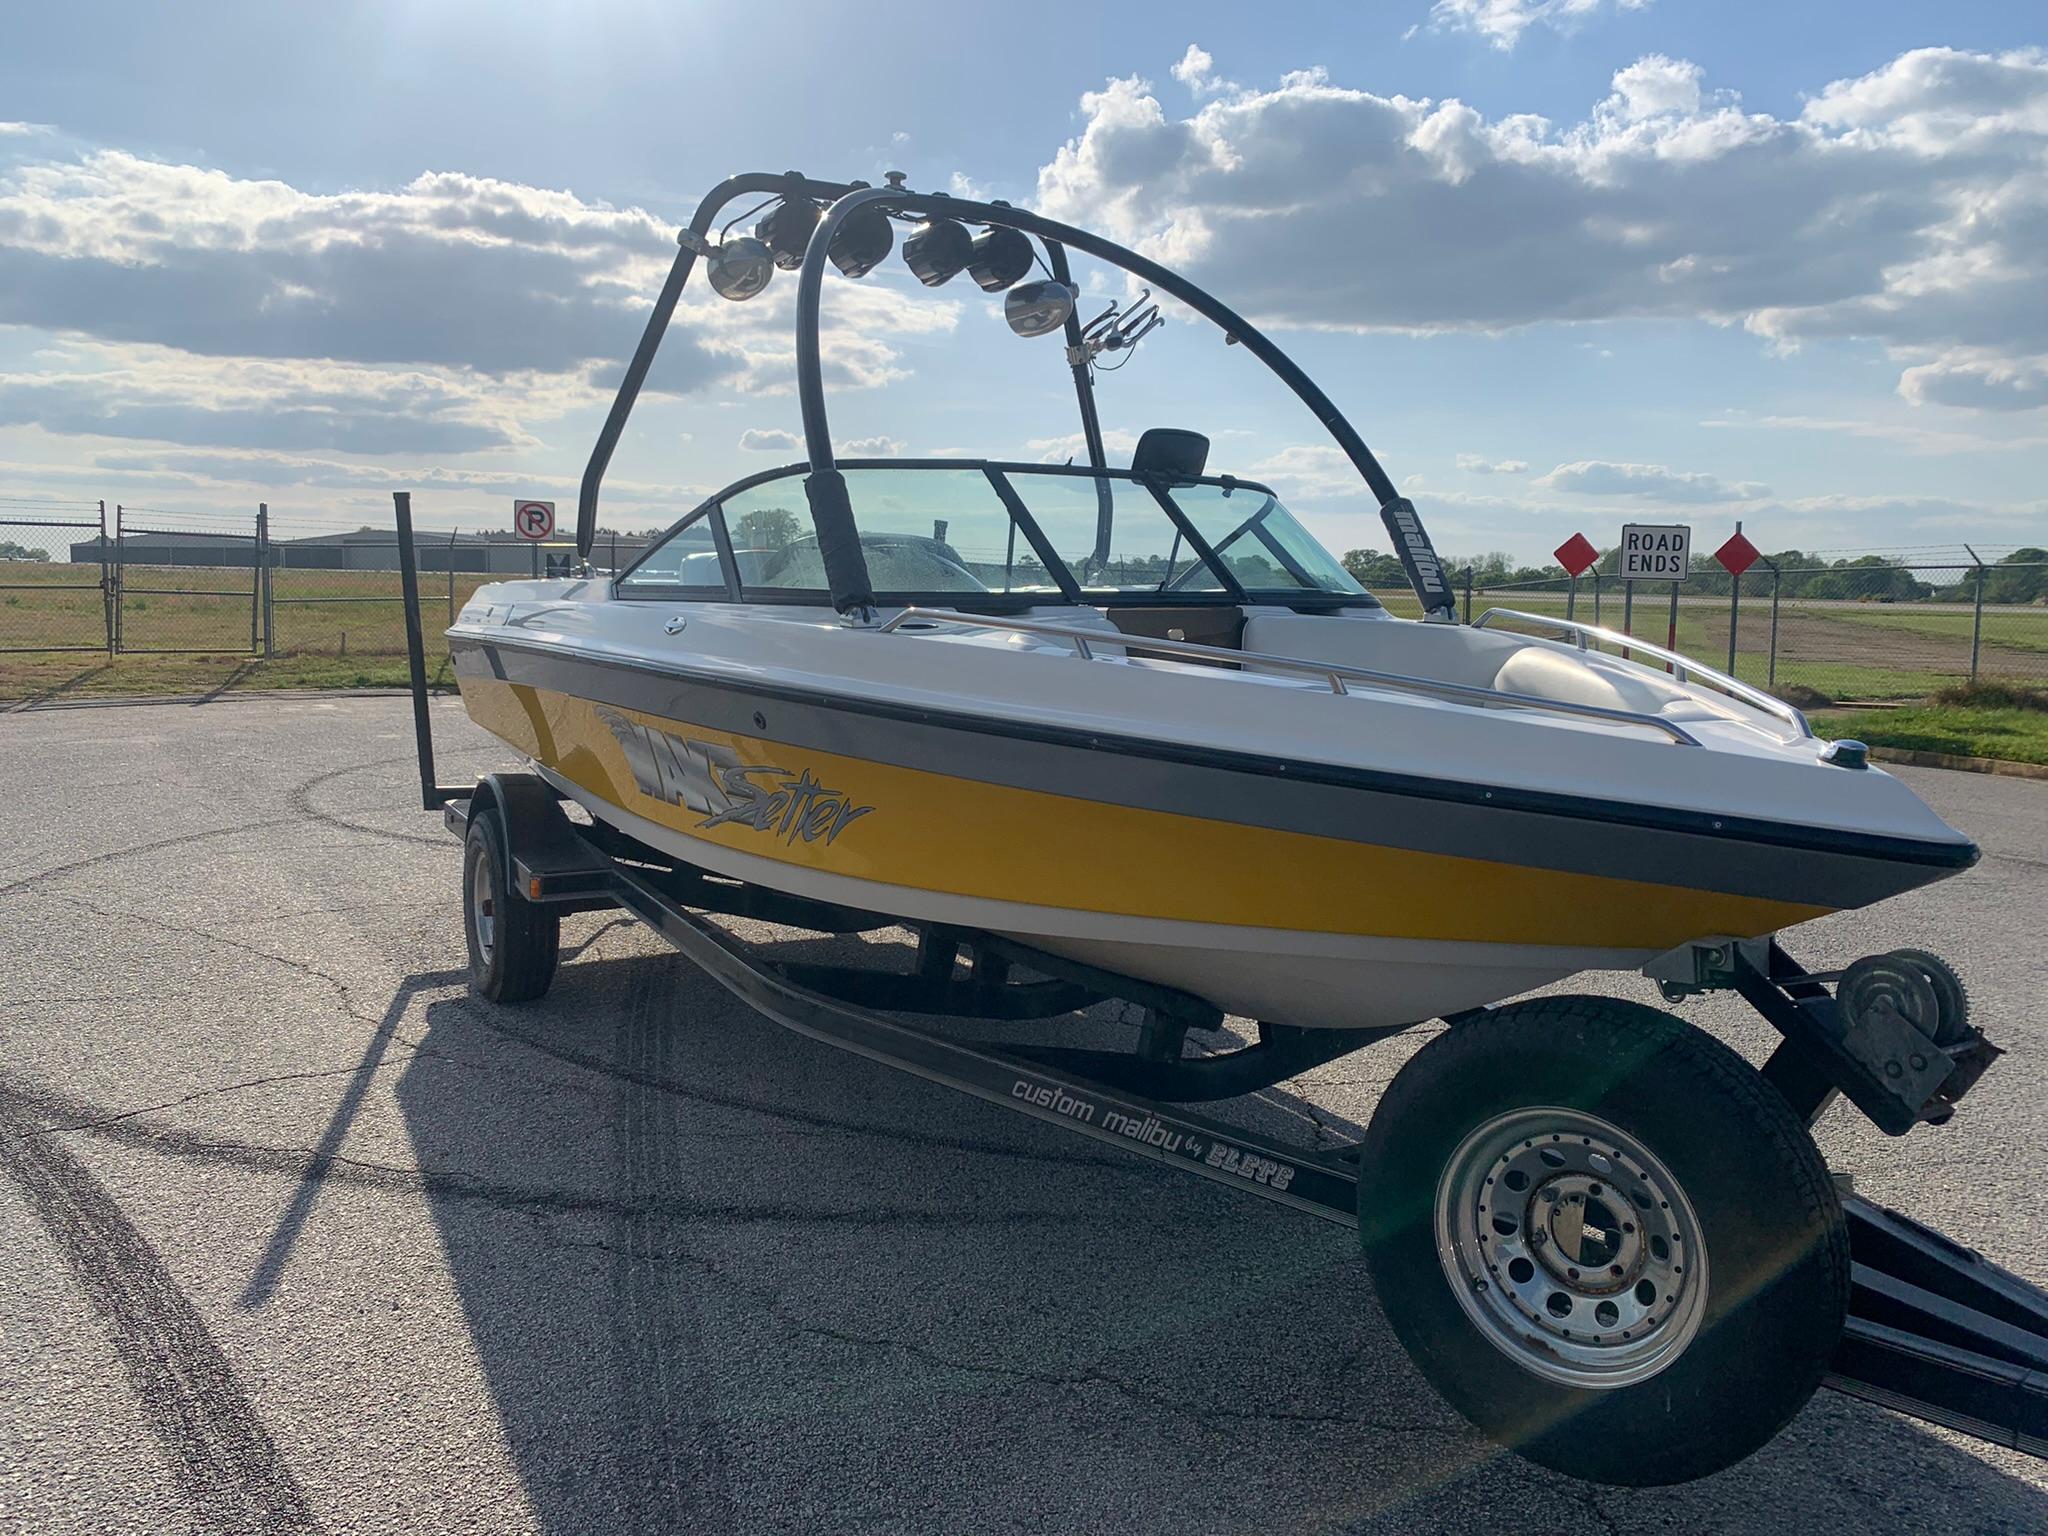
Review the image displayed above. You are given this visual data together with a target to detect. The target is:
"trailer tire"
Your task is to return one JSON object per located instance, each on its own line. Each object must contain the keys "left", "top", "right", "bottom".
{"left": 462, "top": 805, "right": 559, "bottom": 1004}
{"left": 1357, "top": 995, "right": 1848, "bottom": 1486}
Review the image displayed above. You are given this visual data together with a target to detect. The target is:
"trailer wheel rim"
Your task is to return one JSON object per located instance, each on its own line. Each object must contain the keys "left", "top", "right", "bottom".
{"left": 470, "top": 847, "right": 497, "bottom": 964}
{"left": 1434, "top": 1106, "right": 1709, "bottom": 1390}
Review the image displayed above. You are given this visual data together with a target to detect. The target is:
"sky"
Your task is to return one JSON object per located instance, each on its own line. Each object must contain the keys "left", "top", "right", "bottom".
{"left": 1, "top": 0, "right": 2044, "bottom": 564}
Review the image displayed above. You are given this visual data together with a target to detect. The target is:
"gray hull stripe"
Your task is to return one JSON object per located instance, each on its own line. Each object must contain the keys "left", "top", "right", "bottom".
{"left": 453, "top": 638, "right": 1956, "bottom": 911}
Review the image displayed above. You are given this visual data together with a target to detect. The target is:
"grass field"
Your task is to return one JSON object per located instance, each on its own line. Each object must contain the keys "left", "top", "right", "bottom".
{"left": 1814, "top": 702, "right": 2048, "bottom": 767}
{"left": 0, "top": 561, "right": 472, "bottom": 702}
{"left": 5, "top": 561, "right": 2046, "bottom": 733}
{"left": 1370, "top": 586, "right": 2048, "bottom": 703}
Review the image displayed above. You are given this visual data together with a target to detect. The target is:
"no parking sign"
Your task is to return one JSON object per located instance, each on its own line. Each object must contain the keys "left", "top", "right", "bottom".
{"left": 513, "top": 500, "right": 556, "bottom": 540}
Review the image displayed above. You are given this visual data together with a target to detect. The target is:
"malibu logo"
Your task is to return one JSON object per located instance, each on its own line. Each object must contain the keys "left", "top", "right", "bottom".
{"left": 596, "top": 706, "right": 874, "bottom": 846}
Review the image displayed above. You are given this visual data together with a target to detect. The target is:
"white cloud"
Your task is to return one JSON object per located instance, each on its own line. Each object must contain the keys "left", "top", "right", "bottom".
{"left": 739, "top": 427, "right": 800, "bottom": 452}
{"left": 0, "top": 122, "right": 52, "bottom": 137}
{"left": 0, "top": 147, "right": 961, "bottom": 457}
{"left": 1171, "top": 44, "right": 1235, "bottom": 97}
{"left": 0, "top": 342, "right": 560, "bottom": 455}
{"left": 1430, "top": 0, "right": 1652, "bottom": 52}
{"left": 1535, "top": 460, "right": 1768, "bottom": 502}
{"left": 1456, "top": 453, "right": 1529, "bottom": 474}
{"left": 1026, "top": 427, "right": 1141, "bottom": 463}
{"left": 1898, "top": 353, "right": 2048, "bottom": 411}
{"left": 1700, "top": 411, "right": 2048, "bottom": 454}
{"left": 1605, "top": 54, "right": 1704, "bottom": 121}
{"left": 840, "top": 434, "right": 905, "bottom": 456}
{"left": 1032, "top": 47, "right": 2048, "bottom": 408}
{"left": 1248, "top": 444, "right": 1367, "bottom": 501}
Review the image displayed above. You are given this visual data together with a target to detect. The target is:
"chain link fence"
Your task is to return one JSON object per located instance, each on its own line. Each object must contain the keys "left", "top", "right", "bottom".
{"left": 0, "top": 498, "right": 112, "bottom": 654}
{"left": 1364, "top": 554, "right": 2048, "bottom": 703}
{"left": 0, "top": 499, "right": 660, "bottom": 666}
{"left": 263, "top": 525, "right": 655, "bottom": 660}
{"left": 4, "top": 493, "right": 2044, "bottom": 705}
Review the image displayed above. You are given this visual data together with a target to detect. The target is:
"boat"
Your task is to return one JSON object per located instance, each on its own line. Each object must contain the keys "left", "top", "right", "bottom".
{"left": 404, "top": 171, "right": 2040, "bottom": 1488}
{"left": 445, "top": 171, "right": 1979, "bottom": 1034}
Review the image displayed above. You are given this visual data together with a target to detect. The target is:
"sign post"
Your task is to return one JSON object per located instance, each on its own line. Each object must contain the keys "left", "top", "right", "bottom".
{"left": 1553, "top": 532, "right": 1599, "bottom": 622}
{"left": 1715, "top": 524, "right": 1761, "bottom": 675}
{"left": 514, "top": 499, "right": 557, "bottom": 580}
{"left": 1618, "top": 523, "right": 1691, "bottom": 666}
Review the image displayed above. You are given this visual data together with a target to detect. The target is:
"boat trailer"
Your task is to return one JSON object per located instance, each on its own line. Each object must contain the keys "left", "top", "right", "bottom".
{"left": 392, "top": 496, "right": 2046, "bottom": 1475}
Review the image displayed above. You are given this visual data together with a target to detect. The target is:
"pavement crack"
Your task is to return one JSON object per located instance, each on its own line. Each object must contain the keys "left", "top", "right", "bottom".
{"left": 777, "top": 1315, "right": 1464, "bottom": 1436}
{"left": 7, "top": 1054, "right": 475, "bottom": 1142}
{"left": 0, "top": 819, "right": 297, "bottom": 899}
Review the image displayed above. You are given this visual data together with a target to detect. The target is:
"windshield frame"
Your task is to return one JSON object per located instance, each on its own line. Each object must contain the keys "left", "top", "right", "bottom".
{"left": 615, "top": 459, "right": 1379, "bottom": 613}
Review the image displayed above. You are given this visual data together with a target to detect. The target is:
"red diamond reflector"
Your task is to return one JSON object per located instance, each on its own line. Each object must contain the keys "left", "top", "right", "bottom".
{"left": 1553, "top": 533, "right": 1598, "bottom": 577}
{"left": 1716, "top": 530, "right": 1760, "bottom": 576}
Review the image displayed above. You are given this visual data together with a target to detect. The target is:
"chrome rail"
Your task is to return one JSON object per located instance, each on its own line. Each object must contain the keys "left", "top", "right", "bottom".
{"left": 1471, "top": 608, "right": 1812, "bottom": 740}
{"left": 877, "top": 608, "right": 1701, "bottom": 746}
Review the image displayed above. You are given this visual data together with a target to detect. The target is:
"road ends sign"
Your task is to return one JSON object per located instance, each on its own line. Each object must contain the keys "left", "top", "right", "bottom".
{"left": 1553, "top": 533, "right": 1599, "bottom": 577}
{"left": 1618, "top": 523, "right": 1691, "bottom": 582}
{"left": 1715, "top": 529, "right": 1761, "bottom": 577}
{"left": 514, "top": 499, "right": 556, "bottom": 541}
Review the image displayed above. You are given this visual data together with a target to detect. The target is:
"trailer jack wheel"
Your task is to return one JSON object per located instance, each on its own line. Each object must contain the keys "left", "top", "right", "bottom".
{"left": 1358, "top": 996, "right": 1849, "bottom": 1486}
{"left": 462, "top": 804, "right": 560, "bottom": 1004}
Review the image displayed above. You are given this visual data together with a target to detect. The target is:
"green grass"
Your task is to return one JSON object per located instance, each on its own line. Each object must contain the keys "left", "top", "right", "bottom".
{"left": 0, "top": 650, "right": 455, "bottom": 704}
{"left": 3, "top": 561, "right": 2042, "bottom": 716}
{"left": 1367, "top": 586, "right": 2046, "bottom": 702}
{"left": 1825, "top": 604, "right": 2048, "bottom": 655}
{"left": 0, "top": 560, "right": 493, "bottom": 657}
{"left": 1815, "top": 705, "right": 2048, "bottom": 766}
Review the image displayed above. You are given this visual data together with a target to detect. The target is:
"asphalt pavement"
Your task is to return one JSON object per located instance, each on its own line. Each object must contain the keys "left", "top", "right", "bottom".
{"left": 1, "top": 694, "right": 2044, "bottom": 1535}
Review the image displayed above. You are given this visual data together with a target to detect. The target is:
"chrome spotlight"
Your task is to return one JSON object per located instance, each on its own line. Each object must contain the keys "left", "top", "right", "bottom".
{"left": 829, "top": 206, "right": 894, "bottom": 278}
{"left": 967, "top": 226, "right": 1033, "bottom": 292}
{"left": 706, "top": 235, "right": 774, "bottom": 300}
{"left": 1004, "top": 279, "right": 1077, "bottom": 338}
{"left": 757, "top": 199, "right": 821, "bottom": 271}
{"left": 902, "top": 216, "right": 973, "bottom": 287}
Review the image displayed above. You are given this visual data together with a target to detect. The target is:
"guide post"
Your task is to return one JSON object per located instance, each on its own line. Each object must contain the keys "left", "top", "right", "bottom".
{"left": 1618, "top": 523, "right": 1691, "bottom": 670}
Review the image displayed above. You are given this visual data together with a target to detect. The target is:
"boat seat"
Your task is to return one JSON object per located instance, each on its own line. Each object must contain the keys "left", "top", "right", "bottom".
{"left": 1238, "top": 611, "right": 1516, "bottom": 691}
{"left": 1492, "top": 643, "right": 1695, "bottom": 716}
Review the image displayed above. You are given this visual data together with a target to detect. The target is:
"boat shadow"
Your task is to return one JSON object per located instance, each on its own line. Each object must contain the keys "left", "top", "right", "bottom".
{"left": 386, "top": 928, "right": 2048, "bottom": 1535}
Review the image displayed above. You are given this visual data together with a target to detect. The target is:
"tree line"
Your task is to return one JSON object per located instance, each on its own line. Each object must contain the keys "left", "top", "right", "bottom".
{"left": 1341, "top": 546, "right": 2048, "bottom": 605}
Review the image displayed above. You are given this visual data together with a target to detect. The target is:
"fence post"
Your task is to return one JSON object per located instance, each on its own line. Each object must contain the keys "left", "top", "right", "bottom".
{"left": 97, "top": 500, "right": 114, "bottom": 656}
{"left": 251, "top": 504, "right": 265, "bottom": 655}
{"left": 1966, "top": 544, "right": 1985, "bottom": 683}
{"left": 1767, "top": 562, "right": 1781, "bottom": 689}
{"left": 260, "top": 503, "right": 275, "bottom": 656}
{"left": 1592, "top": 571, "right": 1602, "bottom": 627}
{"left": 113, "top": 503, "right": 124, "bottom": 653}
{"left": 447, "top": 530, "right": 458, "bottom": 626}
{"left": 1461, "top": 566, "right": 1474, "bottom": 624}
{"left": 1725, "top": 521, "right": 1741, "bottom": 676}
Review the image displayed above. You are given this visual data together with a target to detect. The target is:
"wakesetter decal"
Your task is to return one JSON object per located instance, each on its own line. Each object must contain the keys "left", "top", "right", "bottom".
{"left": 596, "top": 706, "right": 874, "bottom": 845}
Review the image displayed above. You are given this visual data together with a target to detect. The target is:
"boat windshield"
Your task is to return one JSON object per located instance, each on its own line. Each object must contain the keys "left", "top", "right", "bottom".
{"left": 620, "top": 461, "right": 1374, "bottom": 608}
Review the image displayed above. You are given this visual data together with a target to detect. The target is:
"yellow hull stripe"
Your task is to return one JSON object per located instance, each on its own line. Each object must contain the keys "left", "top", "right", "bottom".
{"left": 457, "top": 677, "right": 1827, "bottom": 948}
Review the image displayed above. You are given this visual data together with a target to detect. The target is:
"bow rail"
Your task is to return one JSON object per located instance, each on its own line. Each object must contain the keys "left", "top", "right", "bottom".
{"left": 1471, "top": 608, "right": 1811, "bottom": 741}
{"left": 877, "top": 607, "right": 1704, "bottom": 746}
